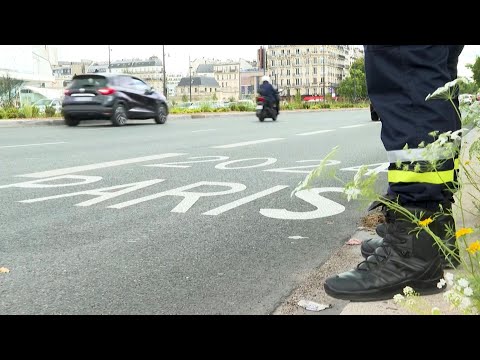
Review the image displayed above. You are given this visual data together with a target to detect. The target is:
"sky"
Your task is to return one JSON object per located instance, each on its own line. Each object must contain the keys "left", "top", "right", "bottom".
{"left": 1, "top": 45, "right": 479, "bottom": 78}
{"left": 52, "top": 45, "right": 480, "bottom": 78}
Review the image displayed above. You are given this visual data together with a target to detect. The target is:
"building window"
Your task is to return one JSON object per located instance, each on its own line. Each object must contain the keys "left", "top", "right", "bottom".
{"left": 281, "top": 79, "right": 284, "bottom": 86}
{"left": 296, "top": 49, "right": 300, "bottom": 55}
{"left": 295, "top": 78, "right": 300, "bottom": 86}
{"left": 295, "top": 58, "right": 300, "bottom": 65}
{"left": 295, "top": 68, "right": 300, "bottom": 75}
{"left": 287, "top": 49, "right": 290, "bottom": 55}
{"left": 313, "top": 67, "right": 317, "bottom": 75}
{"left": 195, "top": 88, "right": 198, "bottom": 93}
{"left": 287, "top": 79, "right": 290, "bottom": 85}
{"left": 205, "top": 88, "right": 207, "bottom": 92}
{"left": 314, "top": 58, "right": 317, "bottom": 64}
{"left": 287, "top": 69, "right": 290, "bottom": 76}
{"left": 271, "top": 60, "right": 274, "bottom": 67}
{"left": 313, "top": 77, "right": 317, "bottom": 84}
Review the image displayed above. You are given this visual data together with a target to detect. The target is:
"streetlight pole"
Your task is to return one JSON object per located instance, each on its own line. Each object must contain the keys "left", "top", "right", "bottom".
{"left": 189, "top": 55, "right": 192, "bottom": 102}
{"left": 108, "top": 45, "right": 111, "bottom": 73}
{"left": 162, "top": 45, "right": 167, "bottom": 98}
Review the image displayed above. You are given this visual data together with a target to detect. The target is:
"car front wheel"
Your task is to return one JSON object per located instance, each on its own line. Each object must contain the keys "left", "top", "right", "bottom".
{"left": 112, "top": 104, "right": 128, "bottom": 126}
{"left": 154, "top": 103, "right": 168, "bottom": 124}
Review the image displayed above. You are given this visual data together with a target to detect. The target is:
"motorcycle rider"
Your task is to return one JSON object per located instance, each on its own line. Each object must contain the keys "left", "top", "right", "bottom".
{"left": 258, "top": 76, "right": 280, "bottom": 114}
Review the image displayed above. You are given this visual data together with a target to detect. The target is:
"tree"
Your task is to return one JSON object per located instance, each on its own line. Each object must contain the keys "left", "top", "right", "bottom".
{"left": 458, "top": 79, "right": 478, "bottom": 95}
{"left": 466, "top": 56, "right": 480, "bottom": 87}
{"left": 212, "top": 92, "right": 218, "bottom": 101}
{"left": 337, "top": 58, "right": 367, "bottom": 102}
{"left": 182, "top": 94, "right": 188, "bottom": 102}
{"left": 0, "top": 74, "right": 23, "bottom": 107}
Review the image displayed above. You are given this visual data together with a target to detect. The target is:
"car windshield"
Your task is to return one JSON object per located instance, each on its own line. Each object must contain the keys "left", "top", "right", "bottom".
{"left": 70, "top": 75, "right": 108, "bottom": 89}
{"left": 34, "top": 99, "right": 51, "bottom": 106}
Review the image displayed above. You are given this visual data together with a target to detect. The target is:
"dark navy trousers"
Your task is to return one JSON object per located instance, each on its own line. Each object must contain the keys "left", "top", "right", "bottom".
{"left": 364, "top": 45, "right": 464, "bottom": 206}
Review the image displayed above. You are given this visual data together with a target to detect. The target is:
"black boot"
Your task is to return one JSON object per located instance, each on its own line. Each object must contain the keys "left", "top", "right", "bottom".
{"left": 360, "top": 202, "right": 459, "bottom": 269}
{"left": 324, "top": 206, "right": 445, "bottom": 302}
{"left": 360, "top": 201, "right": 391, "bottom": 259}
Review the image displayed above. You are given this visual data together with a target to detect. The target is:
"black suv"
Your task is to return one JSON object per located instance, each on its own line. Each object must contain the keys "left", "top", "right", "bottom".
{"left": 62, "top": 73, "right": 168, "bottom": 127}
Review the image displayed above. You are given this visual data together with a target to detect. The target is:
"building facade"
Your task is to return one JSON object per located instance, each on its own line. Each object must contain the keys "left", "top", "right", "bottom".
{"left": 87, "top": 56, "right": 165, "bottom": 92}
{"left": 166, "top": 73, "right": 183, "bottom": 98}
{"left": 266, "top": 45, "right": 361, "bottom": 98}
{"left": 176, "top": 76, "right": 219, "bottom": 101}
{"left": 213, "top": 59, "right": 254, "bottom": 101}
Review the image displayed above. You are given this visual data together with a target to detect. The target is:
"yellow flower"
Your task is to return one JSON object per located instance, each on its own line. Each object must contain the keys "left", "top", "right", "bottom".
{"left": 456, "top": 227, "right": 474, "bottom": 238}
{"left": 418, "top": 218, "right": 433, "bottom": 227}
{"left": 467, "top": 241, "right": 480, "bottom": 255}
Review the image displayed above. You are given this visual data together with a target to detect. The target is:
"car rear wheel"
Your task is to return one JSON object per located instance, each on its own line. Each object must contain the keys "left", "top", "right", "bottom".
{"left": 112, "top": 104, "right": 128, "bottom": 127}
{"left": 64, "top": 115, "right": 80, "bottom": 127}
{"left": 154, "top": 103, "right": 168, "bottom": 124}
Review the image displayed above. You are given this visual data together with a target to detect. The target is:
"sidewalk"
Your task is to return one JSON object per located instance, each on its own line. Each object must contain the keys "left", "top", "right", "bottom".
{"left": 274, "top": 127, "right": 479, "bottom": 315}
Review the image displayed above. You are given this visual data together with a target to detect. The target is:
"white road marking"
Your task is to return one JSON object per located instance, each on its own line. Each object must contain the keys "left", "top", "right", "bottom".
{"left": 260, "top": 187, "right": 345, "bottom": 220}
{"left": 340, "top": 124, "right": 368, "bottom": 129}
{"left": 288, "top": 236, "right": 309, "bottom": 240}
{"left": 0, "top": 142, "right": 67, "bottom": 149}
{"left": 0, "top": 175, "right": 102, "bottom": 189}
{"left": 203, "top": 185, "right": 288, "bottom": 215}
{"left": 295, "top": 129, "right": 335, "bottom": 136}
{"left": 17, "top": 153, "right": 186, "bottom": 178}
{"left": 20, "top": 179, "right": 164, "bottom": 206}
{"left": 211, "top": 138, "right": 284, "bottom": 149}
{"left": 192, "top": 129, "right": 216, "bottom": 133}
{"left": 109, "top": 181, "right": 246, "bottom": 211}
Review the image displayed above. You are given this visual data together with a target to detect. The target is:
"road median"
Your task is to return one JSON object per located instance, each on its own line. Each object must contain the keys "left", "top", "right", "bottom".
{"left": 0, "top": 107, "right": 368, "bottom": 127}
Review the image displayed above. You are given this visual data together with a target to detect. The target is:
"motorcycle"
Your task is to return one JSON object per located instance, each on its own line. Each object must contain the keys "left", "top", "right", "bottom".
{"left": 255, "top": 96, "right": 278, "bottom": 122}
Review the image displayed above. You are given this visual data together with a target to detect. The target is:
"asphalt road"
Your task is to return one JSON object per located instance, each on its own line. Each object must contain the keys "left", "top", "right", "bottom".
{"left": 0, "top": 110, "right": 387, "bottom": 314}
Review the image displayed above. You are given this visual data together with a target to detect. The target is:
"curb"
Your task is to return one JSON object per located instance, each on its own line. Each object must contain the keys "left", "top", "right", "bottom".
{"left": 0, "top": 107, "right": 368, "bottom": 127}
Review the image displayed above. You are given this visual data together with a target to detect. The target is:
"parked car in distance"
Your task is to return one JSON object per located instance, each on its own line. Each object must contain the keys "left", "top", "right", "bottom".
{"left": 33, "top": 98, "right": 62, "bottom": 114}
{"left": 61, "top": 73, "right": 169, "bottom": 127}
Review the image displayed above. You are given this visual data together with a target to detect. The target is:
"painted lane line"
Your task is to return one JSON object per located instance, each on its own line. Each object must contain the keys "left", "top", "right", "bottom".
{"left": 295, "top": 129, "right": 335, "bottom": 136}
{"left": 17, "top": 153, "right": 186, "bottom": 178}
{"left": 203, "top": 185, "right": 288, "bottom": 216}
{"left": 0, "top": 142, "right": 67, "bottom": 149}
{"left": 192, "top": 129, "right": 216, "bottom": 133}
{"left": 340, "top": 124, "right": 368, "bottom": 129}
{"left": 211, "top": 138, "right": 285, "bottom": 149}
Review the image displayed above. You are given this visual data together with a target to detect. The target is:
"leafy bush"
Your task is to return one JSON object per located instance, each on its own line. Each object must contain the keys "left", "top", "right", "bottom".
{"left": 0, "top": 108, "right": 6, "bottom": 119}
{"left": 32, "top": 105, "right": 40, "bottom": 118}
{"left": 45, "top": 106, "right": 56, "bottom": 117}
{"left": 17, "top": 108, "right": 26, "bottom": 118}
{"left": 5, "top": 107, "right": 18, "bottom": 119}
{"left": 21, "top": 104, "right": 33, "bottom": 118}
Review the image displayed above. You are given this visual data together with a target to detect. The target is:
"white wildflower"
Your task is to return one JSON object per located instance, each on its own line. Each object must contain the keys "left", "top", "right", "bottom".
{"left": 431, "top": 307, "right": 441, "bottom": 315}
{"left": 393, "top": 294, "right": 405, "bottom": 304}
{"left": 450, "top": 128, "right": 468, "bottom": 141}
{"left": 437, "top": 278, "right": 447, "bottom": 289}
{"left": 403, "top": 286, "right": 414, "bottom": 296}
{"left": 457, "top": 278, "right": 469, "bottom": 288}
{"left": 344, "top": 187, "right": 361, "bottom": 201}
{"left": 460, "top": 297, "right": 472, "bottom": 310}
{"left": 444, "top": 272, "right": 454, "bottom": 285}
{"left": 463, "top": 287, "right": 473, "bottom": 297}
{"left": 425, "top": 78, "right": 467, "bottom": 101}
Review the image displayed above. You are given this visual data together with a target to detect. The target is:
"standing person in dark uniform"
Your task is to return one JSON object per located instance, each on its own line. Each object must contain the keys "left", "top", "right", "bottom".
{"left": 324, "top": 45, "right": 464, "bottom": 301}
